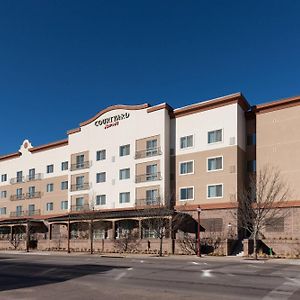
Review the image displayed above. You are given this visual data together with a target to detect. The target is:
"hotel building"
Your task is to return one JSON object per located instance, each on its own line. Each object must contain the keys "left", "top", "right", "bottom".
{"left": 0, "top": 93, "right": 299, "bottom": 255}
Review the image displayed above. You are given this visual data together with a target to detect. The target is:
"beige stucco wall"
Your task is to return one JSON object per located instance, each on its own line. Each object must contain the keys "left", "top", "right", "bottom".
{"left": 256, "top": 106, "right": 300, "bottom": 201}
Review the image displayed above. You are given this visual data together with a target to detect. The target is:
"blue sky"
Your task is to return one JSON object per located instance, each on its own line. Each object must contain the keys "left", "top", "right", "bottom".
{"left": 1, "top": 1, "right": 300, "bottom": 155}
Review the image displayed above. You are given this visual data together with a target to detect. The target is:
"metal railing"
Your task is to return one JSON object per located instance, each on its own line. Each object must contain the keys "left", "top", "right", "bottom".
{"left": 70, "top": 161, "right": 91, "bottom": 171}
{"left": 70, "top": 204, "right": 91, "bottom": 212}
{"left": 70, "top": 183, "right": 90, "bottom": 192}
{"left": 136, "top": 197, "right": 161, "bottom": 207}
{"left": 10, "top": 177, "right": 25, "bottom": 184}
{"left": 10, "top": 209, "right": 41, "bottom": 217}
{"left": 10, "top": 192, "right": 42, "bottom": 201}
{"left": 26, "top": 173, "right": 43, "bottom": 181}
{"left": 26, "top": 192, "right": 42, "bottom": 199}
{"left": 135, "top": 172, "right": 162, "bottom": 183}
{"left": 135, "top": 147, "right": 162, "bottom": 159}
{"left": 10, "top": 194, "right": 26, "bottom": 201}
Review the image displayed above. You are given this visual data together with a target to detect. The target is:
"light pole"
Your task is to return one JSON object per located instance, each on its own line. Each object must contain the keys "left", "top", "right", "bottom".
{"left": 197, "top": 206, "right": 201, "bottom": 257}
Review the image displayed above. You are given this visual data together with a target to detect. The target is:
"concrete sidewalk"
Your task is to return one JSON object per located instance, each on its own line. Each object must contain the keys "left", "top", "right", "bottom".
{"left": 1, "top": 250, "right": 300, "bottom": 265}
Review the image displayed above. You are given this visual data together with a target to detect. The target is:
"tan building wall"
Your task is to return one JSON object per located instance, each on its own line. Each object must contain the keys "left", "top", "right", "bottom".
{"left": 256, "top": 105, "right": 300, "bottom": 201}
{"left": 0, "top": 175, "right": 68, "bottom": 217}
{"left": 175, "top": 146, "right": 241, "bottom": 206}
{"left": 135, "top": 135, "right": 161, "bottom": 152}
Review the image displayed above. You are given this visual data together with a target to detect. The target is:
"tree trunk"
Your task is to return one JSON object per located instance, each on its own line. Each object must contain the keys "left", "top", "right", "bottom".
{"left": 159, "top": 237, "right": 163, "bottom": 257}
{"left": 90, "top": 221, "right": 94, "bottom": 255}
{"left": 253, "top": 230, "right": 257, "bottom": 260}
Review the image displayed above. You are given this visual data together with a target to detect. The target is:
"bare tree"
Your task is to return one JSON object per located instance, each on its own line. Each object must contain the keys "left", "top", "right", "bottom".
{"left": 10, "top": 224, "right": 25, "bottom": 250}
{"left": 141, "top": 197, "right": 172, "bottom": 257}
{"left": 237, "top": 165, "right": 290, "bottom": 259}
{"left": 114, "top": 220, "right": 140, "bottom": 253}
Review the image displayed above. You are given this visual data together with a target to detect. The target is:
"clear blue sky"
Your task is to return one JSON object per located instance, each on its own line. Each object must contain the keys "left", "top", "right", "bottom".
{"left": 1, "top": 0, "right": 300, "bottom": 155}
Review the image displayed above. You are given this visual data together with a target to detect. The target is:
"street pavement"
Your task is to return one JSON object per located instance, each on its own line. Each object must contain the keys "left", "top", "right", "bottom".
{"left": 0, "top": 252, "right": 299, "bottom": 300}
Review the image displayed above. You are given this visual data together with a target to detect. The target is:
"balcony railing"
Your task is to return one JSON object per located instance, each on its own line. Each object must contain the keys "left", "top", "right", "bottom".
{"left": 26, "top": 173, "right": 43, "bottom": 181}
{"left": 10, "top": 177, "right": 25, "bottom": 184}
{"left": 10, "top": 209, "right": 41, "bottom": 218}
{"left": 70, "top": 161, "right": 91, "bottom": 171}
{"left": 10, "top": 192, "right": 42, "bottom": 201}
{"left": 70, "top": 183, "right": 90, "bottom": 192}
{"left": 135, "top": 172, "right": 162, "bottom": 183}
{"left": 10, "top": 194, "right": 26, "bottom": 201}
{"left": 26, "top": 192, "right": 42, "bottom": 199}
{"left": 136, "top": 197, "right": 161, "bottom": 207}
{"left": 70, "top": 204, "right": 91, "bottom": 212}
{"left": 135, "top": 147, "right": 162, "bottom": 159}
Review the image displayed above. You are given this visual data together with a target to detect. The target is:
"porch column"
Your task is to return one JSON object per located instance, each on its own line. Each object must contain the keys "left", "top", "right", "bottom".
{"left": 138, "top": 219, "right": 142, "bottom": 239}
{"left": 10, "top": 226, "right": 13, "bottom": 241}
{"left": 108, "top": 221, "right": 115, "bottom": 239}
{"left": 26, "top": 221, "right": 30, "bottom": 252}
{"left": 48, "top": 224, "right": 52, "bottom": 240}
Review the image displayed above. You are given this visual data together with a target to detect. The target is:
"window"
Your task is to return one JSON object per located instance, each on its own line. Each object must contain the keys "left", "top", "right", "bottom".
{"left": 180, "top": 187, "right": 194, "bottom": 201}
{"left": 47, "top": 164, "right": 54, "bottom": 173}
{"left": 0, "top": 191, "right": 7, "bottom": 199}
{"left": 180, "top": 135, "right": 193, "bottom": 149}
{"left": 146, "top": 139, "right": 158, "bottom": 156}
{"left": 119, "top": 192, "right": 130, "bottom": 204}
{"left": 28, "top": 204, "right": 35, "bottom": 215}
{"left": 1, "top": 174, "right": 7, "bottom": 182}
{"left": 146, "top": 164, "right": 158, "bottom": 181}
{"left": 28, "top": 186, "right": 35, "bottom": 197}
{"left": 46, "top": 183, "right": 54, "bottom": 192}
{"left": 28, "top": 168, "right": 35, "bottom": 180}
{"left": 16, "top": 205, "right": 22, "bottom": 216}
{"left": 16, "top": 171, "right": 23, "bottom": 183}
{"left": 76, "top": 176, "right": 84, "bottom": 188}
{"left": 0, "top": 207, "right": 6, "bottom": 215}
{"left": 96, "top": 150, "right": 106, "bottom": 161}
{"left": 208, "top": 129, "right": 222, "bottom": 144}
{"left": 96, "top": 172, "right": 106, "bottom": 183}
{"left": 61, "top": 200, "right": 68, "bottom": 210}
{"left": 119, "top": 168, "right": 130, "bottom": 180}
{"left": 207, "top": 157, "right": 223, "bottom": 171}
{"left": 16, "top": 188, "right": 23, "bottom": 199}
{"left": 119, "top": 144, "right": 130, "bottom": 156}
{"left": 207, "top": 184, "right": 223, "bottom": 198}
{"left": 146, "top": 189, "right": 159, "bottom": 205}
{"left": 61, "top": 181, "right": 68, "bottom": 190}
{"left": 61, "top": 161, "right": 68, "bottom": 171}
{"left": 76, "top": 155, "right": 85, "bottom": 168}
{"left": 46, "top": 202, "right": 53, "bottom": 211}
{"left": 96, "top": 194, "right": 106, "bottom": 205}
{"left": 179, "top": 161, "right": 194, "bottom": 175}
{"left": 75, "top": 197, "right": 84, "bottom": 210}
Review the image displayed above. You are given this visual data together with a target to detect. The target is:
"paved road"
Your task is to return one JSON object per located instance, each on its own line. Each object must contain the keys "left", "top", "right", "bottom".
{"left": 0, "top": 253, "right": 299, "bottom": 299}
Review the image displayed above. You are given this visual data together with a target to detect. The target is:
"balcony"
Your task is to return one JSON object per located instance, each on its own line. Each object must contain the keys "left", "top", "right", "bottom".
{"left": 10, "top": 194, "right": 26, "bottom": 201}
{"left": 70, "top": 161, "right": 91, "bottom": 171}
{"left": 10, "top": 177, "right": 25, "bottom": 184}
{"left": 136, "top": 197, "right": 161, "bottom": 207}
{"left": 135, "top": 147, "right": 162, "bottom": 159}
{"left": 26, "top": 173, "right": 43, "bottom": 181}
{"left": 26, "top": 192, "right": 42, "bottom": 199}
{"left": 10, "top": 192, "right": 42, "bottom": 201}
{"left": 135, "top": 172, "right": 162, "bottom": 183}
{"left": 10, "top": 209, "right": 41, "bottom": 218}
{"left": 70, "top": 204, "right": 90, "bottom": 212}
{"left": 70, "top": 183, "right": 90, "bottom": 192}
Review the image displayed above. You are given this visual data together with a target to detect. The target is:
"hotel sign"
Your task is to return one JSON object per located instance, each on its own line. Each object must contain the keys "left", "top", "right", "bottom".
{"left": 94, "top": 113, "right": 130, "bottom": 129}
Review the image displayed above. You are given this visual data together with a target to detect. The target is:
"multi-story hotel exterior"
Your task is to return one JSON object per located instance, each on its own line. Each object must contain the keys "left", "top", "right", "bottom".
{"left": 0, "top": 92, "right": 299, "bottom": 255}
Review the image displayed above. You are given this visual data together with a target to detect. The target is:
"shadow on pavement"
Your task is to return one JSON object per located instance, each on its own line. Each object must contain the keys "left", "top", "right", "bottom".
{"left": 0, "top": 259, "right": 129, "bottom": 292}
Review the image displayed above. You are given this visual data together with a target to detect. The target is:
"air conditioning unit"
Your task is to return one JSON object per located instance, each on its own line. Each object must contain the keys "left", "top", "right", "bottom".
{"left": 111, "top": 156, "right": 115, "bottom": 162}
{"left": 229, "top": 137, "right": 235, "bottom": 145}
